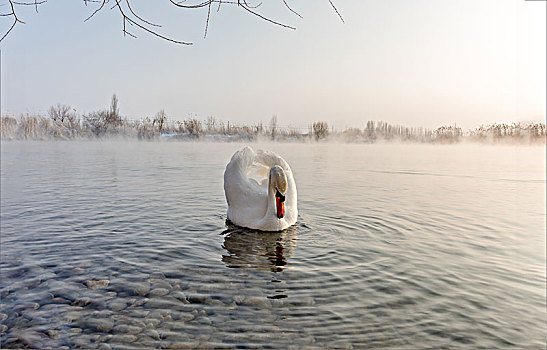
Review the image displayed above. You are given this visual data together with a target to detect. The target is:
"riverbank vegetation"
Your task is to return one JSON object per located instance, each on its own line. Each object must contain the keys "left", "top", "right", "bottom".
{"left": 2, "top": 96, "right": 545, "bottom": 144}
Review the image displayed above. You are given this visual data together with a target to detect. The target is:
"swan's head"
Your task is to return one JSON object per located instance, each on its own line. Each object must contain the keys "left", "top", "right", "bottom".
{"left": 270, "top": 165, "right": 287, "bottom": 219}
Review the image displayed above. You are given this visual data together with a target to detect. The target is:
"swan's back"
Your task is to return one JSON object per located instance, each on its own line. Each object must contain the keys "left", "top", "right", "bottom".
{"left": 224, "top": 146, "right": 297, "bottom": 231}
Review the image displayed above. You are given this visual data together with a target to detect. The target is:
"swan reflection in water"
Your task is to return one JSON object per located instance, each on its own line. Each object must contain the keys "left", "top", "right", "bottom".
{"left": 221, "top": 221, "right": 298, "bottom": 273}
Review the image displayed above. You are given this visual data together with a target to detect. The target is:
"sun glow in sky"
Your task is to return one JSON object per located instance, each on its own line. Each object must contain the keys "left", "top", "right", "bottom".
{"left": 1, "top": 0, "right": 545, "bottom": 130}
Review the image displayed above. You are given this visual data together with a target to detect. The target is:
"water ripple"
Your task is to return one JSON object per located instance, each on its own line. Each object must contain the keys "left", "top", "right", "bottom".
{"left": 1, "top": 141, "right": 545, "bottom": 349}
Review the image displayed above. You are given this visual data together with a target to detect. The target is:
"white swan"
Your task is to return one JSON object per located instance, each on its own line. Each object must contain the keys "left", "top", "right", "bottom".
{"left": 224, "top": 146, "right": 298, "bottom": 231}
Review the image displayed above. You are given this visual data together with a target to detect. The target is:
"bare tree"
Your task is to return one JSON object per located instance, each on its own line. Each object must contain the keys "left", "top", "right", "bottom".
{"left": 106, "top": 94, "right": 121, "bottom": 126}
{"left": 153, "top": 109, "right": 167, "bottom": 133}
{"left": 110, "top": 94, "right": 119, "bottom": 117}
{"left": 312, "top": 121, "right": 328, "bottom": 140}
{"left": 269, "top": 115, "right": 277, "bottom": 140}
{"left": 206, "top": 116, "right": 217, "bottom": 133}
{"left": 0, "top": 0, "right": 343, "bottom": 45}
{"left": 184, "top": 118, "right": 202, "bottom": 137}
{"left": 48, "top": 104, "right": 72, "bottom": 123}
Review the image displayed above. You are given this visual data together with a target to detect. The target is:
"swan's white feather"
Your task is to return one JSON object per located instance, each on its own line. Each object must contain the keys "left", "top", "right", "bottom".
{"left": 224, "top": 146, "right": 298, "bottom": 231}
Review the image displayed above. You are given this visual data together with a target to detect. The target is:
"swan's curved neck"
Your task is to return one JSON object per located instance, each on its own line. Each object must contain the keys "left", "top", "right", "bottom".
{"left": 267, "top": 167, "right": 287, "bottom": 220}
{"left": 266, "top": 172, "right": 276, "bottom": 216}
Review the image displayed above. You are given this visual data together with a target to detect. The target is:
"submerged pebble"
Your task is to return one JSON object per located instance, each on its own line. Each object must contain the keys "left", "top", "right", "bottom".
{"left": 84, "top": 318, "right": 115, "bottom": 332}
{"left": 145, "top": 318, "right": 162, "bottom": 328}
{"left": 86, "top": 279, "right": 110, "bottom": 290}
{"left": 75, "top": 297, "right": 91, "bottom": 307}
{"left": 149, "top": 288, "right": 169, "bottom": 297}
{"left": 170, "top": 291, "right": 188, "bottom": 303}
{"left": 98, "top": 343, "right": 112, "bottom": 350}
{"left": 144, "top": 297, "right": 179, "bottom": 309}
{"left": 108, "top": 299, "right": 127, "bottom": 312}
{"left": 144, "top": 329, "right": 160, "bottom": 340}
{"left": 109, "top": 334, "right": 138, "bottom": 344}
{"left": 242, "top": 297, "right": 271, "bottom": 309}
{"left": 112, "top": 324, "right": 142, "bottom": 334}
{"left": 132, "top": 283, "right": 151, "bottom": 297}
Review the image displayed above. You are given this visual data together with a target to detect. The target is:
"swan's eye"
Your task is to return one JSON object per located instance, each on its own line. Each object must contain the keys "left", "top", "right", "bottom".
{"left": 275, "top": 188, "right": 285, "bottom": 202}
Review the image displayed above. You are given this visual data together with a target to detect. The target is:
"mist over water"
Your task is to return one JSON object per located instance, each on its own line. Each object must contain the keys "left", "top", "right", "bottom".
{"left": 1, "top": 141, "right": 545, "bottom": 348}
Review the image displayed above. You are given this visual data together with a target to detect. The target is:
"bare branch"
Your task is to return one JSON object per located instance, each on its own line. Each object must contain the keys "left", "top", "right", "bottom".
{"left": 11, "top": 0, "right": 46, "bottom": 5}
{"left": 113, "top": 0, "right": 192, "bottom": 45}
{"left": 282, "top": 0, "right": 302, "bottom": 19}
{"left": 0, "top": 19, "right": 16, "bottom": 42}
{"left": 122, "top": 16, "right": 137, "bottom": 38}
{"left": 238, "top": 0, "right": 296, "bottom": 30}
{"left": 0, "top": 0, "right": 343, "bottom": 45}
{"left": 328, "top": 0, "right": 344, "bottom": 23}
{"left": 125, "top": 29, "right": 137, "bottom": 38}
{"left": 204, "top": 1, "right": 211, "bottom": 38}
{"left": 0, "top": 1, "right": 20, "bottom": 42}
{"left": 169, "top": 0, "right": 214, "bottom": 9}
{"left": 241, "top": 0, "right": 261, "bottom": 9}
{"left": 83, "top": 0, "right": 105, "bottom": 22}
{"left": 125, "top": 0, "right": 161, "bottom": 27}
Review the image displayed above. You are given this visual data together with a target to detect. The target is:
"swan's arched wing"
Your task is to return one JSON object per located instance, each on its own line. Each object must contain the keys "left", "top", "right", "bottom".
{"left": 224, "top": 147, "right": 268, "bottom": 223}
{"left": 254, "top": 149, "right": 291, "bottom": 172}
{"left": 247, "top": 162, "right": 270, "bottom": 186}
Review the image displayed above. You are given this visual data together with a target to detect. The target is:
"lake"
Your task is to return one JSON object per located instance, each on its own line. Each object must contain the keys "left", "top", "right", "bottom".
{"left": 1, "top": 141, "right": 545, "bottom": 349}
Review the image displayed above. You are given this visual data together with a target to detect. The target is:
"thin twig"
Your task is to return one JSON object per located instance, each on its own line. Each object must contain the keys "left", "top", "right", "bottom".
{"left": 241, "top": 0, "right": 261, "bottom": 9}
{"left": 11, "top": 0, "right": 46, "bottom": 5}
{"left": 122, "top": 16, "right": 137, "bottom": 38}
{"left": 328, "top": 0, "right": 344, "bottom": 23}
{"left": 169, "top": 0, "right": 213, "bottom": 9}
{"left": 113, "top": 0, "right": 192, "bottom": 44}
{"left": 125, "top": 0, "right": 161, "bottom": 27}
{"left": 0, "top": 19, "right": 16, "bottom": 42}
{"left": 9, "top": 0, "right": 23, "bottom": 23}
{"left": 83, "top": 0, "right": 105, "bottom": 22}
{"left": 238, "top": 0, "right": 295, "bottom": 30}
{"left": 282, "top": 0, "right": 302, "bottom": 19}
{"left": 204, "top": 1, "right": 211, "bottom": 38}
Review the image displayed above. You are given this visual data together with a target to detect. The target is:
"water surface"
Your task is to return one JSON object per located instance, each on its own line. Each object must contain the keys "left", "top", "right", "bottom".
{"left": 1, "top": 141, "right": 545, "bottom": 348}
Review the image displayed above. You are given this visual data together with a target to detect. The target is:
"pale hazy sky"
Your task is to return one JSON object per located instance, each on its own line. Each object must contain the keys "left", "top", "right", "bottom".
{"left": 1, "top": 0, "right": 545, "bottom": 130}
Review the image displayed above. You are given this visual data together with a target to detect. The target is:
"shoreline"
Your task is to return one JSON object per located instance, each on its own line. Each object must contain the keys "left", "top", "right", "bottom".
{"left": 1, "top": 115, "right": 545, "bottom": 145}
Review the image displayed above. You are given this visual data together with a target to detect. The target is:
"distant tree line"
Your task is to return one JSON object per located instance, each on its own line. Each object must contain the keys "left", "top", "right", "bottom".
{"left": 1, "top": 95, "right": 545, "bottom": 144}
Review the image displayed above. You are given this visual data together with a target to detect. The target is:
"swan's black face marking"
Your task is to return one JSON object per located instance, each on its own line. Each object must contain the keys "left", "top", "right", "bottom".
{"left": 275, "top": 188, "right": 286, "bottom": 219}
{"left": 275, "top": 188, "right": 286, "bottom": 203}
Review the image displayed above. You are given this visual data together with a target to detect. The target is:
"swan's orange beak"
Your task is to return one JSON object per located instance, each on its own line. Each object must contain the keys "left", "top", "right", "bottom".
{"left": 275, "top": 189, "right": 285, "bottom": 219}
